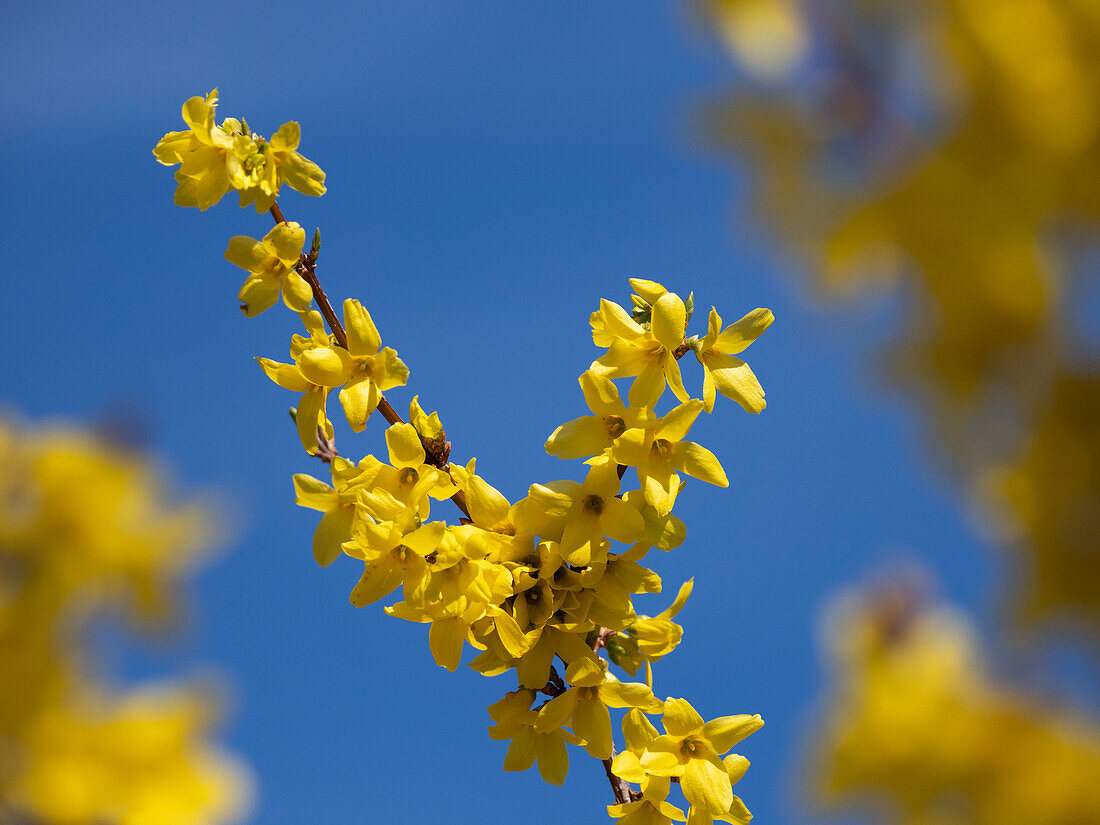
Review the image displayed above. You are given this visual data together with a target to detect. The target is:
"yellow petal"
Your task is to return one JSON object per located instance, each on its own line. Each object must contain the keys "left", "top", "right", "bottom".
{"left": 535, "top": 689, "right": 580, "bottom": 733}
{"left": 651, "top": 292, "right": 687, "bottom": 351}
{"left": 641, "top": 472, "right": 679, "bottom": 516}
{"left": 724, "top": 795, "right": 753, "bottom": 824}
{"left": 714, "top": 308, "right": 773, "bottom": 354}
{"left": 385, "top": 422, "right": 426, "bottom": 468}
{"left": 312, "top": 504, "right": 354, "bottom": 567}
{"left": 409, "top": 395, "right": 444, "bottom": 440}
{"left": 493, "top": 610, "right": 531, "bottom": 658}
{"left": 404, "top": 521, "right": 446, "bottom": 556}
{"left": 295, "top": 387, "right": 332, "bottom": 455}
{"left": 681, "top": 757, "right": 733, "bottom": 817}
{"left": 292, "top": 474, "right": 337, "bottom": 511}
{"left": 535, "top": 733, "right": 569, "bottom": 785}
{"left": 339, "top": 377, "right": 381, "bottom": 432}
{"left": 282, "top": 270, "right": 314, "bottom": 312}
{"left": 574, "top": 697, "right": 613, "bottom": 759}
{"left": 621, "top": 708, "right": 660, "bottom": 754}
{"left": 655, "top": 400, "right": 704, "bottom": 442}
{"left": 723, "top": 754, "right": 750, "bottom": 786}
{"left": 516, "top": 634, "right": 555, "bottom": 689}
{"left": 299, "top": 309, "right": 328, "bottom": 339}
{"left": 373, "top": 347, "right": 410, "bottom": 391}
{"left": 153, "top": 130, "right": 192, "bottom": 165}
{"left": 664, "top": 356, "right": 691, "bottom": 404}
{"left": 600, "top": 681, "right": 662, "bottom": 712}
{"left": 257, "top": 357, "right": 313, "bottom": 392}
{"left": 669, "top": 442, "right": 728, "bottom": 487}
{"left": 629, "top": 278, "right": 668, "bottom": 304}
{"left": 637, "top": 501, "right": 687, "bottom": 551}
{"left": 628, "top": 361, "right": 666, "bottom": 408}
{"left": 297, "top": 346, "right": 352, "bottom": 388}
{"left": 600, "top": 298, "right": 645, "bottom": 340}
{"left": 264, "top": 221, "right": 305, "bottom": 263}
{"left": 662, "top": 698, "right": 705, "bottom": 737}
{"left": 428, "top": 617, "right": 466, "bottom": 671}
{"left": 658, "top": 798, "right": 689, "bottom": 822}
{"left": 701, "top": 307, "right": 722, "bottom": 350}
{"left": 269, "top": 121, "right": 301, "bottom": 152}
{"left": 280, "top": 151, "right": 327, "bottom": 197}
{"left": 638, "top": 742, "right": 683, "bottom": 777}
{"left": 545, "top": 415, "right": 610, "bottom": 460}
{"left": 193, "top": 163, "right": 230, "bottom": 210}
{"left": 701, "top": 363, "right": 717, "bottom": 414}
{"left": 579, "top": 370, "right": 626, "bottom": 417}
{"left": 600, "top": 497, "right": 646, "bottom": 545}
{"left": 701, "top": 715, "right": 763, "bottom": 754}
{"left": 611, "top": 750, "right": 647, "bottom": 783}
{"left": 564, "top": 655, "right": 605, "bottom": 687}
{"left": 466, "top": 473, "right": 512, "bottom": 529}
{"left": 527, "top": 480, "right": 582, "bottom": 520}
{"left": 349, "top": 559, "right": 403, "bottom": 606}
{"left": 705, "top": 354, "right": 766, "bottom": 414}
{"left": 612, "top": 428, "right": 652, "bottom": 469}
{"left": 503, "top": 727, "right": 538, "bottom": 772}
{"left": 181, "top": 95, "right": 214, "bottom": 141}
{"left": 225, "top": 235, "right": 267, "bottom": 272}
{"left": 594, "top": 340, "right": 652, "bottom": 379}
{"left": 469, "top": 649, "right": 510, "bottom": 677}
{"left": 238, "top": 274, "right": 279, "bottom": 317}
{"left": 343, "top": 299, "right": 381, "bottom": 356}
{"left": 656, "top": 579, "right": 694, "bottom": 620}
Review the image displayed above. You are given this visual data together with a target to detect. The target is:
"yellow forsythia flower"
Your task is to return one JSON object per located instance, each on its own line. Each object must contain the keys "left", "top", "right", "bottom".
{"left": 154, "top": 89, "right": 325, "bottom": 212}
{"left": 0, "top": 418, "right": 250, "bottom": 825}
{"left": 613, "top": 697, "right": 761, "bottom": 824}
{"left": 225, "top": 221, "right": 311, "bottom": 316}
{"left": 693, "top": 307, "right": 772, "bottom": 414}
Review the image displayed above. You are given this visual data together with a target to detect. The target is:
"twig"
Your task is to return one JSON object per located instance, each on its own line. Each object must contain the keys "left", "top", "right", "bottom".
{"left": 268, "top": 203, "right": 470, "bottom": 519}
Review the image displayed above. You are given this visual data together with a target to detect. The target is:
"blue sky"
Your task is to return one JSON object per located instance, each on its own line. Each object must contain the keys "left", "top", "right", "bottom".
{"left": 2, "top": 3, "right": 997, "bottom": 823}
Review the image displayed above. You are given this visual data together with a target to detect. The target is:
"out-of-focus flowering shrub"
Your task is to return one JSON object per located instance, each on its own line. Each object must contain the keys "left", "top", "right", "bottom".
{"left": 0, "top": 418, "right": 250, "bottom": 825}
{"left": 701, "top": 0, "right": 1100, "bottom": 634}
{"left": 809, "top": 582, "right": 1100, "bottom": 825}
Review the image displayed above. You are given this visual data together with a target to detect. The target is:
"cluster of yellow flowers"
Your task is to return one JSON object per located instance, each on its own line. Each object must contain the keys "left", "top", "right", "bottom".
{"left": 0, "top": 420, "right": 249, "bottom": 825}
{"left": 703, "top": 0, "right": 1100, "bottom": 634}
{"left": 153, "top": 89, "right": 325, "bottom": 212}
{"left": 810, "top": 584, "right": 1100, "bottom": 825}
{"left": 156, "top": 90, "right": 774, "bottom": 823}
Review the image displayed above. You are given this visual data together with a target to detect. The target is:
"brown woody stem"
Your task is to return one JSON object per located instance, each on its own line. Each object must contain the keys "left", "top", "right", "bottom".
{"left": 268, "top": 203, "right": 470, "bottom": 519}
{"left": 604, "top": 747, "right": 633, "bottom": 805}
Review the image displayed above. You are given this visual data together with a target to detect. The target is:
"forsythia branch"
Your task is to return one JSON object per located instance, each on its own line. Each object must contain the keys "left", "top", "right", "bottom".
{"left": 155, "top": 89, "right": 773, "bottom": 822}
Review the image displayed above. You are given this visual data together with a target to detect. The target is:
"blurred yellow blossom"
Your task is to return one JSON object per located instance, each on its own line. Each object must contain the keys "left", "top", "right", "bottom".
{"left": 808, "top": 583, "right": 1100, "bottom": 825}
{"left": 0, "top": 418, "right": 249, "bottom": 825}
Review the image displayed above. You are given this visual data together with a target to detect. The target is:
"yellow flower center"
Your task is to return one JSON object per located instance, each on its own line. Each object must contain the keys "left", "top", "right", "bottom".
{"left": 651, "top": 439, "right": 672, "bottom": 460}
{"left": 398, "top": 467, "right": 419, "bottom": 487}
{"left": 265, "top": 257, "right": 287, "bottom": 277}
{"left": 583, "top": 494, "right": 604, "bottom": 515}
{"left": 352, "top": 356, "right": 375, "bottom": 379}
{"left": 604, "top": 416, "right": 626, "bottom": 438}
